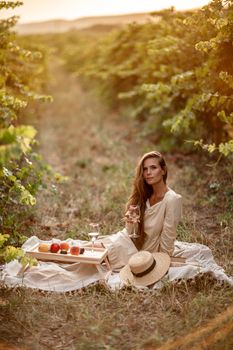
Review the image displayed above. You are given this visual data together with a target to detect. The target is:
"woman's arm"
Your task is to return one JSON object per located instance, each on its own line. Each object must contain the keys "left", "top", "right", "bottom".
{"left": 159, "top": 195, "right": 182, "bottom": 256}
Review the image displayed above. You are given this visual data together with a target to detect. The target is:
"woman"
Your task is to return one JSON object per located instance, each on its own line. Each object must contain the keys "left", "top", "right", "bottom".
{"left": 5, "top": 151, "right": 232, "bottom": 292}
{"left": 100, "top": 151, "right": 182, "bottom": 269}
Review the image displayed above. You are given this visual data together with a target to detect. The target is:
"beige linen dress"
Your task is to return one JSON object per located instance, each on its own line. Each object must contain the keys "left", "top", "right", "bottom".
{"left": 100, "top": 188, "right": 182, "bottom": 269}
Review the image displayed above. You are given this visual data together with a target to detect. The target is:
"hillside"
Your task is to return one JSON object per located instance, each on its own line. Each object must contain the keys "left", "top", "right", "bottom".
{"left": 15, "top": 12, "right": 156, "bottom": 35}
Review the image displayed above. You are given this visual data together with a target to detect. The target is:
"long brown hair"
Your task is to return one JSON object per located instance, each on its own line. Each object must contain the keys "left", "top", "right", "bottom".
{"left": 126, "top": 151, "right": 167, "bottom": 250}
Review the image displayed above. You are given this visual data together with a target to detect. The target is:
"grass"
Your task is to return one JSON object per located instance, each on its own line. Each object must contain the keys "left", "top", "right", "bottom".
{"left": 148, "top": 304, "right": 233, "bottom": 350}
{"left": 0, "top": 50, "right": 233, "bottom": 349}
{"left": 0, "top": 275, "right": 232, "bottom": 350}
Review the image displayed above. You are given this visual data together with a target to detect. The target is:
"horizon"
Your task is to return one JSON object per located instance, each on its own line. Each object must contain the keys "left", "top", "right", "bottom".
{"left": 14, "top": 11, "right": 165, "bottom": 25}
{"left": 0, "top": 0, "right": 211, "bottom": 24}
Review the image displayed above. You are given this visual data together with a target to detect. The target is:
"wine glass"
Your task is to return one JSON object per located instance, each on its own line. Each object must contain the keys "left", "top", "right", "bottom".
{"left": 127, "top": 205, "right": 140, "bottom": 239}
{"left": 88, "top": 222, "right": 100, "bottom": 253}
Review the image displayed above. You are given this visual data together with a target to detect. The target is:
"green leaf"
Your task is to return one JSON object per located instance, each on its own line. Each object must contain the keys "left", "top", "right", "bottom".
{"left": 0, "top": 234, "right": 10, "bottom": 248}
{"left": 218, "top": 140, "right": 233, "bottom": 156}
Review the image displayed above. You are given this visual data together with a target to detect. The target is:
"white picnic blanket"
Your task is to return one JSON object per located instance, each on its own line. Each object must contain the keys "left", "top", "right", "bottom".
{"left": 0, "top": 236, "right": 232, "bottom": 292}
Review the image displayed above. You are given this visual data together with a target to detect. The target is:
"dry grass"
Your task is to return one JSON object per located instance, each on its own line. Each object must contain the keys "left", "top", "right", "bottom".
{"left": 0, "top": 50, "right": 232, "bottom": 350}
{"left": 145, "top": 304, "right": 233, "bottom": 350}
{"left": 0, "top": 275, "right": 232, "bottom": 350}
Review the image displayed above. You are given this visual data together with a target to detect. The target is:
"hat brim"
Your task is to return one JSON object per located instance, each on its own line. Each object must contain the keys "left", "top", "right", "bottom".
{"left": 120, "top": 252, "right": 171, "bottom": 287}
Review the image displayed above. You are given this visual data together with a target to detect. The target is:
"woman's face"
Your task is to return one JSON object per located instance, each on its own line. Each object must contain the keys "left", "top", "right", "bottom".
{"left": 142, "top": 157, "right": 165, "bottom": 185}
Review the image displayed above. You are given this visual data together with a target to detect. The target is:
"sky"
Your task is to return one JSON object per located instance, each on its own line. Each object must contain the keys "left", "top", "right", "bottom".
{"left": 0, "top": 0, "right": 211, "bottom": 23}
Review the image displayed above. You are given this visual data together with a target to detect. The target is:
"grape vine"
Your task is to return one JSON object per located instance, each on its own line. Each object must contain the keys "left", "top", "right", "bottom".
{"left": 0, "top": 1, "right": 51, "bottom": 264}
{"left": 60, "top": 0, "right": 233, "bottom": 157}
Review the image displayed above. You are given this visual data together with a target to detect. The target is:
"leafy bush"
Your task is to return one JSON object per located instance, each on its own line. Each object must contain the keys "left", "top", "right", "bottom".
{"left": 0, "top": 1, "right": 52, "bottom": 263}
{"left": 60, "top": 0, "right": 233, "bottom": 157}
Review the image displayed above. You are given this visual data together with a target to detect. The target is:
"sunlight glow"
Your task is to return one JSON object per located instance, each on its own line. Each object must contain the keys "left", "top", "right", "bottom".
{"left": 0, "top": 0, "right": 211, "bottom": 23}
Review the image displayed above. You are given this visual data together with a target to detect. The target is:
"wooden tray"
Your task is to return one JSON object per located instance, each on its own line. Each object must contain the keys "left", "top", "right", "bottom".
{"left": 25, "top": 242, "right": 109, "bottom": 265}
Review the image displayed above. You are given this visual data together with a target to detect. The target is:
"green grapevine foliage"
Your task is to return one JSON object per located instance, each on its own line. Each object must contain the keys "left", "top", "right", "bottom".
{"left": 60, "top": 0, "right": 233, "bottom": 157}
{"left": 0, "top": 1, "right": 51, "bottom": 264}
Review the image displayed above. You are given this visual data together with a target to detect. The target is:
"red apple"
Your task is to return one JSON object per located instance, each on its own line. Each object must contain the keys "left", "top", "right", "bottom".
{"left": 70, "top": 246, "right": 80, "bottom": 255}
{"left": 60, "top": 242, "right": 69, "bottom": 251}
{"left": 50, "top": 243, "right": 60, "bottom": 253}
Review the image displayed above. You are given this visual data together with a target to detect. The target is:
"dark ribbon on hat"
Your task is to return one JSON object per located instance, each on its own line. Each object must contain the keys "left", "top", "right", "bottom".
{"left": 132, "top": 258, "right": 156, "bottom": 278}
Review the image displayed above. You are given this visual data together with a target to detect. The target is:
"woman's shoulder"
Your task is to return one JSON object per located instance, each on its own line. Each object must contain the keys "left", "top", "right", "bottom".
{"left": 165, "top": 188, "right": 182, "bottom": 202}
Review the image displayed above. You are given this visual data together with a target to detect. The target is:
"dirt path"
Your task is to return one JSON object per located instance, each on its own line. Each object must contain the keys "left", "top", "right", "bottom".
{"left": 33, "top": 58, "right": 183, "bottom": 240}
{"left": 34, "top": 59, "right": 145, "bottom": 238}
{"left": 37, "top": 60, "right": 133, "bottom": 173}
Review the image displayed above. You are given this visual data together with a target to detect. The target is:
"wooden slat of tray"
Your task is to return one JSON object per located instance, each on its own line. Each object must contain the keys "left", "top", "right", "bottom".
{"left": 25, "top": 243, "right": 108, "bottom": 264}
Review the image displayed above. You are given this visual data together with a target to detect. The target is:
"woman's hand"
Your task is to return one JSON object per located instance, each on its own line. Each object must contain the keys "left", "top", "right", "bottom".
{"left": 124, "top": 211, "right": 134, "bottom": 224}
{"left": 124, "top": 210, "right": 140, "bottom": 224}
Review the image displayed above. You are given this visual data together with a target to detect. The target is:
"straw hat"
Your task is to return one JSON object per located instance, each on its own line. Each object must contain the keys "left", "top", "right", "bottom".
{"left": 120, "top": 251, "right": 171, "bottom": 287}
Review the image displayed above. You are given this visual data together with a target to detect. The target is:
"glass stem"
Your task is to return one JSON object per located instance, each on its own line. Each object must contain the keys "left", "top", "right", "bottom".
{"left": 133, "top": 223, "right": 137, "bottom": 237}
